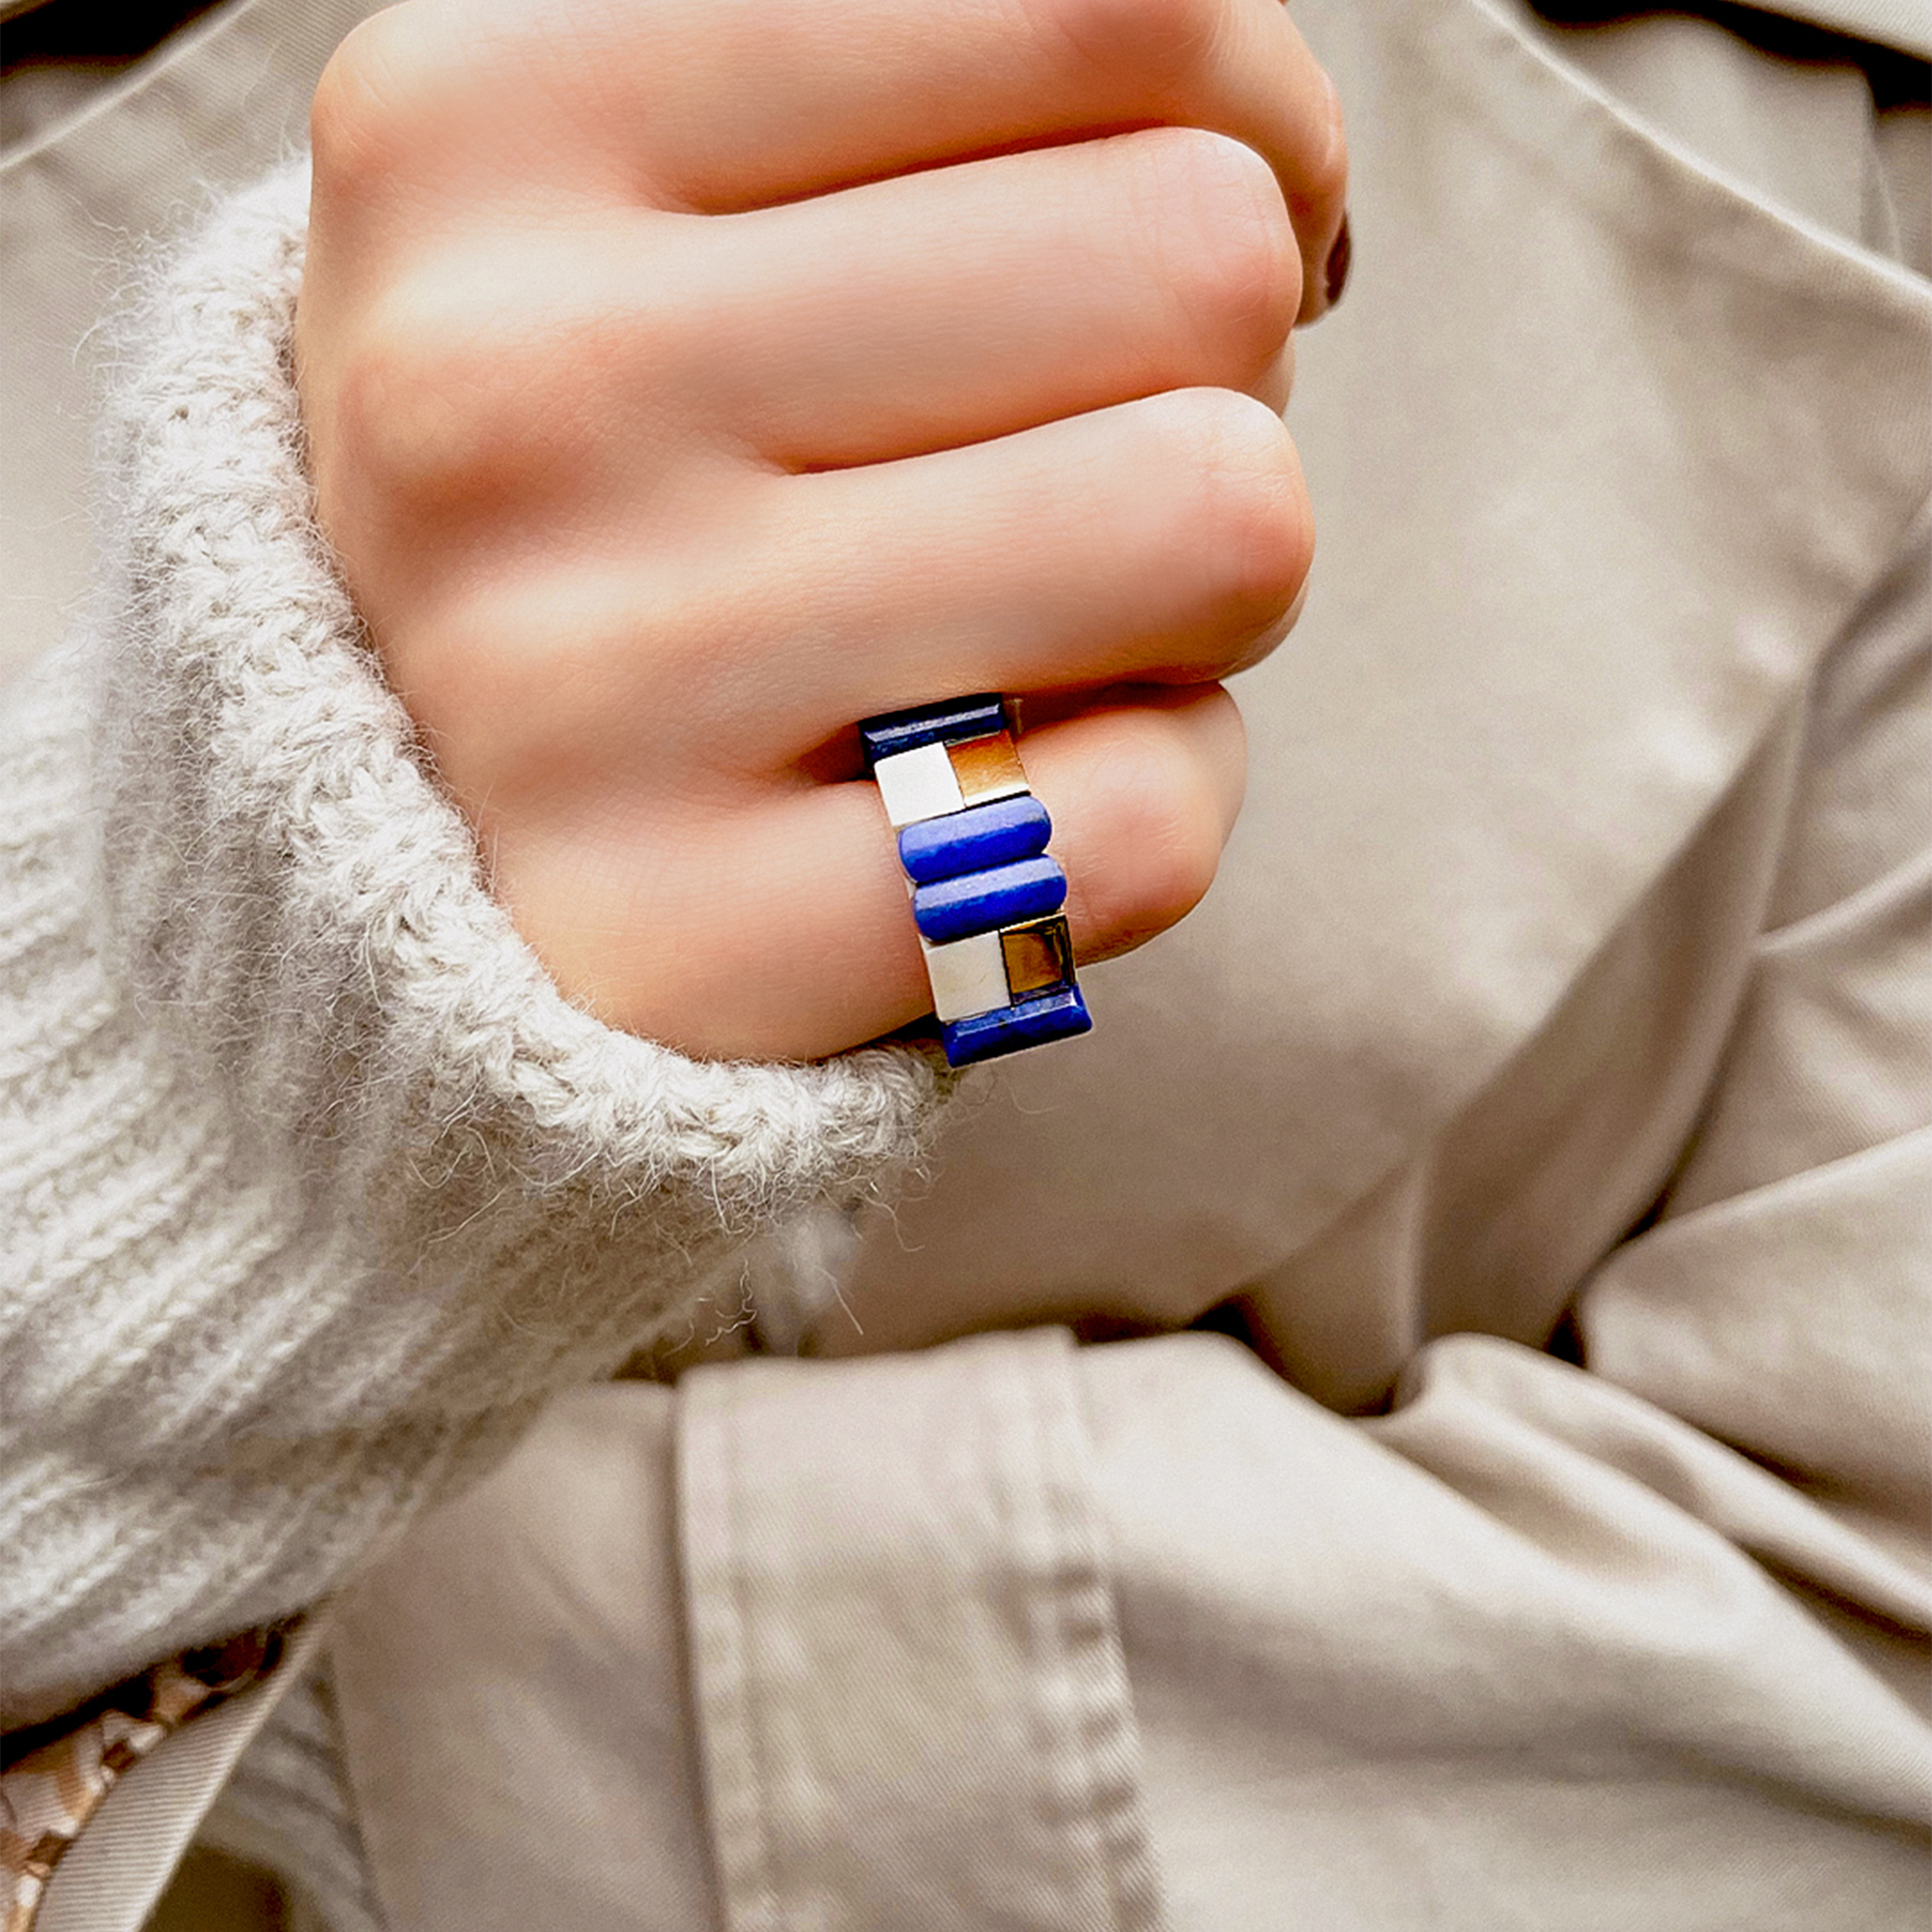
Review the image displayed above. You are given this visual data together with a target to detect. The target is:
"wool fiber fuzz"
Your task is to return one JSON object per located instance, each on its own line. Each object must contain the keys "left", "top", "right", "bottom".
{"left": 0, "top": 161, "right": 942, "bottom": 1728}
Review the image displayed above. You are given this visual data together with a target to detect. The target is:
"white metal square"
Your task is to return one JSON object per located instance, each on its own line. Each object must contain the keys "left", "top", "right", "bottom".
{"left": 920, "top": 929, "right": 1010, "bottom": 1022}
{"left": 873, "top": 741, "right": 965, "bottom": 827}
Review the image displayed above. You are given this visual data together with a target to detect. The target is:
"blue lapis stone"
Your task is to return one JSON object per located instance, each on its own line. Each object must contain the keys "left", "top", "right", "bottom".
{"left": 912, "top": 857, "right": 1065, "bottom": 944}
{"left": 940, "top": 987, "right": 1092, "bottom": 1066}
{"left": 859, "top": 694, "right": 1008, "bottom": 771}
{"left": 897, "top": 796, "right": 1052, "bottom": 885}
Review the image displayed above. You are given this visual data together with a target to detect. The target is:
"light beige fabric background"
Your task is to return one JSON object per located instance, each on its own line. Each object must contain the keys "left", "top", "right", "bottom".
{"left": 5, "top": 0, "right": 1929, "bottom": 1927}
{"left": 329, "top": 1, "right": 1932, "bottom": 1927}
{"left": 0, "top": 0, "right": 388, "bottom": 690}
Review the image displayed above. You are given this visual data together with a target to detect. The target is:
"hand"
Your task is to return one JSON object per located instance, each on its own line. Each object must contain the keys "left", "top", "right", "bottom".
{"left": 296, "top": 0, "right": 1346, "bottom": 1060}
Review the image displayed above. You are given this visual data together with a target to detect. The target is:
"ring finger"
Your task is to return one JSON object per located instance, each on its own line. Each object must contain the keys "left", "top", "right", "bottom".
{"left": 491, "top": 685, "right": 1246, "bottom": 1060}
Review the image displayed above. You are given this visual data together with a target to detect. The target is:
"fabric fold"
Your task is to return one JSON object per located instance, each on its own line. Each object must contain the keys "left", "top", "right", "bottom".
{"left": 680, "top": 1329, "right": 1165, "bottom": 1932}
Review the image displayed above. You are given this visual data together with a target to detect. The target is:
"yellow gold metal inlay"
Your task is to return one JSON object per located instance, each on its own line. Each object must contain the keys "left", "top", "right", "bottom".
{"left": 1001, "top": 917, "right": 1075, "bottom": 999}
{"left": 948, "top": 731, "right": 1029, "bottom": 805}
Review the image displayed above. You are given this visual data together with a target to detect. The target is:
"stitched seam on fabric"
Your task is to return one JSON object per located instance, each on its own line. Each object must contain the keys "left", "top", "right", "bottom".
{"left": 1027, "top": 1349, "right": 1110, "bottom": 1930}
{"left": 1035, "top": 1340, "right": 1165, "bottom": 1932}
{"left": 1008, "top": 1337, "right": 1140, "bottom": 1932}
{"left": 726, "top": 1384, "right": 783, "bottom": 1932}
{"left": 680, "top": 1381, "right": 781, "bottom": 1932}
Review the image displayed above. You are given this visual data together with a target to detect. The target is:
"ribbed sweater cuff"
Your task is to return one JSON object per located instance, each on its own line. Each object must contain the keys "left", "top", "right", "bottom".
{"left": 0, "top": 160, "right": 942, "bottom": 1727}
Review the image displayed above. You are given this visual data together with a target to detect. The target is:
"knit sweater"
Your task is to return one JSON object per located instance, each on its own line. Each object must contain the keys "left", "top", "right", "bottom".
{"left": 0, "top": 160, "right": 944, "bottom": 1735}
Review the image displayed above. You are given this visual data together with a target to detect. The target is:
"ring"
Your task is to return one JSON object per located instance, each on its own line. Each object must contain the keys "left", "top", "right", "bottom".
{"left": 861, "top": 694, "right": 1093, "bottom": 1067}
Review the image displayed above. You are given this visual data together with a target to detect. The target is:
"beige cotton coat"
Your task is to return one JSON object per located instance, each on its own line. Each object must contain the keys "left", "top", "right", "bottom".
{"left": 6, "top": 0, "right": 1929, "bottom": 1926}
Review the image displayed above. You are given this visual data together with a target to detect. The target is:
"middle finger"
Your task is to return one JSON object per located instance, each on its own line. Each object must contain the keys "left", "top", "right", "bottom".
{"left": 402, "top": 384, "right": 1312, "bottom": 792}
{"left": 664, "top": 126, "right": 1303, "bottom": 468}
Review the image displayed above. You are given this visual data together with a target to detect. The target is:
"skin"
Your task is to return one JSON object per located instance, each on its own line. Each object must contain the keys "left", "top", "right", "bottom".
{"left": 295, "top": 0, "right": 1347, "bottom": 1061}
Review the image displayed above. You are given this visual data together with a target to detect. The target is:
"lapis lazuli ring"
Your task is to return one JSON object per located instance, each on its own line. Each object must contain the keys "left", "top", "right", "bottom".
{"left": 860, "top": 694, "right": 1092, "bottom": 1068}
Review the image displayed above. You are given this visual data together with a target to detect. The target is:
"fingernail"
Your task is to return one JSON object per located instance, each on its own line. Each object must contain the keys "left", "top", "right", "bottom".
{"left": 1323, "top": 214, "right": 1352, "bottom": 310}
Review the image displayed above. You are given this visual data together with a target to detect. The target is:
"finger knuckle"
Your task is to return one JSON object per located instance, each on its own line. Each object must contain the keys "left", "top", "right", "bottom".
{"left": 389, "top": 588, "right": 569, "bottom": 790}
{"left": 1137, "top": 128, "right": 1299, "bottom": 373}
{"left": 329, "top": 298, "right": 506, "bottom": 511}
{"left": 1158, "top": 389, "right": 1313, "bottom": 632}
{"left": 327, "top": 260, "right": 703, "bottom": 520}
{"left": 310, "top": 12, "right": 434, "bottom": 191}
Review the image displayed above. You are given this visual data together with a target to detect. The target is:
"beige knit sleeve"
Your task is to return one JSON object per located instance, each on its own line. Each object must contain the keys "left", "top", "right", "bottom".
{"left": 0, "top": 161, "right": 943, "bottom": 1731}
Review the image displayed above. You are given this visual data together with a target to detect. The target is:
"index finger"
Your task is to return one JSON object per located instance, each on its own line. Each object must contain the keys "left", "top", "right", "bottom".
{"left": 326, "top": 0, "right": 1348, "bottom": 318}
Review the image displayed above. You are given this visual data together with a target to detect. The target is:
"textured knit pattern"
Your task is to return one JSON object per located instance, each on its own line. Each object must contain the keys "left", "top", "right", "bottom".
{"left": 0, "top": 160, "right": 943, "bottom": 1732}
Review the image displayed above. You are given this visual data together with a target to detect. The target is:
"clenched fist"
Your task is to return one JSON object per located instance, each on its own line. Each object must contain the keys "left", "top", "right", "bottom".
{"left": 296, "top": 0, "right": 1346, "bottom": 1060}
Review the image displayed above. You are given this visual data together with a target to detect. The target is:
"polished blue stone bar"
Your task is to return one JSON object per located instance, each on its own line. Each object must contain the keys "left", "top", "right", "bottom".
{"left": 912, "top": 856, "right": 1065, "bottom": 944}
{"left": 897, "top": 795, "right": 1052, "bottom": 884}
{"left": 859, "top": 694, "right": 1008, "bottom": 771}
{"left": 940, "top": 986, "right": 1092, "bottom": 1066}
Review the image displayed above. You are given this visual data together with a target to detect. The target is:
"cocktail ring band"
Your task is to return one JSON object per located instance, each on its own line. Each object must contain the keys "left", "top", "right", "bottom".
{"left": 860, "top": 694, "right": 1092, "bottom": 1067}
